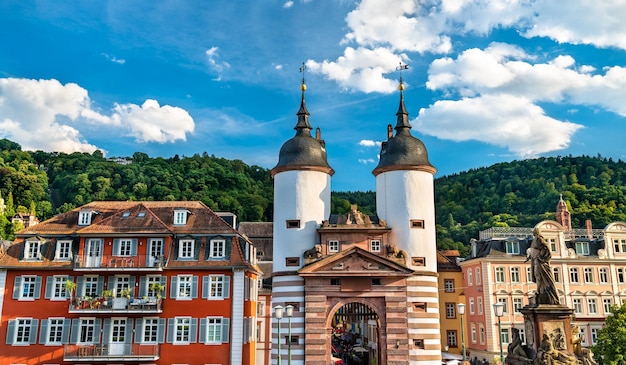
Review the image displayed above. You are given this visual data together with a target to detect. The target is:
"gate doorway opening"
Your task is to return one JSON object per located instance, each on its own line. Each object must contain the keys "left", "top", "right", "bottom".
{"left": 331, "top": 302, "right": 380, "bottom": 365}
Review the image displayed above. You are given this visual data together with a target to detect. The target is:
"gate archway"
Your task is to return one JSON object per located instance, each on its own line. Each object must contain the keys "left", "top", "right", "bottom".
{"left": 330, "top": 301, "right": 380, "bottom": 365}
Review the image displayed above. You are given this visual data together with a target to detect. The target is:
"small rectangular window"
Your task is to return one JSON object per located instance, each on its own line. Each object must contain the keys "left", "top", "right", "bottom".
{"left": 285, "top": 257, "right": 300, "bottom": 266}
{"left": 414, "top": 302, "right": 427, "bottom": 312}
{"left": 286, "top": 220, "right": 300, "bottom": 229}
{"left": 330, "top": 278, "right": 340, "bottom": 286}
{"left": 328, "top": 240, "right": 339, "bottom": 253}
{"left": 372, "top": 278, "right": 381, "bottom": 286}
{"left": 412, "top": 257, "right": 425, "bottom": 266}
{"left": 174, "top": 210, "right": 188, "bottom": 225}
{"left": 414, "top": 339, "right": 424, "bottom": 349}
{"left": 444, "top": 279, "right": 455, "bottom": 292}
{"left": 285, "top": 335, "right": 299, "bottom": 345}
{"left": 370, "top": 240, "right": 381, "bottom": 252}
{"left": 410, "top": 220, "right": 424, "bottom": 229}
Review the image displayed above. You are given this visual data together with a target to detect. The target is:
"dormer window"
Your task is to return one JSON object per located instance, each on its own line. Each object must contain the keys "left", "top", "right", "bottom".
{"left": 174, "top": 209, "right": 188, "bottom": 225}
{"left": 24, "top": 240, "right": 42, "bottom": 260}
{"left": 78, "top": 211, "right": 92, "bottom": 226}
{"left": 506, "top": 240, "right": 520, "bottom": 254}
{"left": 209, "top": 239, "right": 226, "bottom": 259}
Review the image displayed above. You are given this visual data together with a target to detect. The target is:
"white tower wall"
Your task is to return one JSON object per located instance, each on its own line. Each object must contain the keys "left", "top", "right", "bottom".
{"left": 376, "top": 169, "right": 437, "bottom": 272}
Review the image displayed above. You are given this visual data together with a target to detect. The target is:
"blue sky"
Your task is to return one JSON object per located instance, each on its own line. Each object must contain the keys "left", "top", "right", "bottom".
{"left": 2, "top": 1, "right": 626, "bottom": 192}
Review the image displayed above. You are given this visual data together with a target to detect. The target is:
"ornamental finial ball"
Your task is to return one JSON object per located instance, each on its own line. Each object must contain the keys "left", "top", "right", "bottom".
{"left": 398, "top": 83, "right": 405, "bottom": 91}
{"left": 301, "top": 83, "right": 306, "bottom": 91}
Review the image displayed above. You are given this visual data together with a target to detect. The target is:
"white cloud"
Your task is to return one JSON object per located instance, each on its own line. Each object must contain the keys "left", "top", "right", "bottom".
{"left": 358, "top": 158, "right": 377, "bottom": 164}
{"left": 415, "top": 95, "right": 583, "bottom": 158}
{"left": 101, "top": 53, "right": 126, "bottom": 64}
{"left": 359, "top": 139, "right": 381, "bottom": 148}
{"left": 0, "top": 77, "right": 195, "bottom": 153}
{"left": 205, "top": 47, "right": 231, "bottom": 74}
{"left": 112, "top": 99, "right": 195, "bottom": 143}
{"left": 283, "top": 1, "right": 294, "bottom": 8}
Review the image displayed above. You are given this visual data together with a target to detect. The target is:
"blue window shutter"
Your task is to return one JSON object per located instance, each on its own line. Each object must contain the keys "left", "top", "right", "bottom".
{"left": 135, "top": 319, "right": 144, "bottom": 343}
{"left": 201, "top": 276, "right": 209, "bottom": 299}
{"left": 70, "top": 319, "right": 80, "bottom": 344}
{"left": 108, "top": 276, "right": 115, "bottom": 291}
{"left": 113, "top": 239, "right": 120, "bottom": 255}
{"left": 13, "top": 277, "right": 22, "bottom": 299}
{"left": 166, "top": 318, "right": 174, "bottom": 343}
{"left": 29, "top": 319, "right": 39, "bottom": 344}
{"left": 139, "top": 276, "right": 146, "bottom": 297}
{"left": 131, "top": 239, "right": 138, "bottom": 255}
{"left": 129, "top": 277, "right": 136, "bottom": 296}
{"left": 97, "top": 276, "right": 105, "bottom": 294}
{"left": 125, "top": 319, "right": 134, "bottom": 343}
{"left": 44, "top": 276, "right": 53, "bottom": 299}
{"left": 157, "top": 318, "right": 166, "bottom": 344}
{"left": 191, "top": 276, "right": 198, "bottom": 299}
{"left": 189, "top": 318, "right": 198, "bottom": 343}
{"left": 34, "top": 276, "right": 42, "bottom": 299}
{"left": 103, "top": 319, "right": 111, "bottom": 344}
{"left": 94, "top": 318, "right": 102, "bottom": 343}
{"left": 194, "top": 239, "right": 201, "bottom": 259}
{"left": 39, "top": 319, "right": 49, "bottom": 344}
{"left": 224, "top": 276, "right": 231, "bottom": 299}
{"left": 170, "top": 277, "right": 178, "bottom": 298}
{"left": 76, "top": 276, "right": 84, "bottom": 297}
{"left": 199, "top": 318, "right": 206, "bottom": 344}
{"left": 62, "top": 319, "right": 71, "bottom": 344}
{"left": 222, "top": 318, "right": 230, "bottom": 343}
{"left": 160, "top": 276, "right": 167, "bottom": 299}
{"left": 6, "top": 320, "right": 15, "bottom": 344}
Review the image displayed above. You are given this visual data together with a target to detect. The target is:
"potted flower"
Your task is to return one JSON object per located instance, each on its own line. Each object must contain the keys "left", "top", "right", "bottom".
{"left": 65, "top": 279, "right": 78, "bottom": 307}
{"left": 150, "top": 283, "right": 165, "bottom": 299}
{"left": 120, "top": 288, "right": 132, "bottom": 299}
{"left": 101, "top": 289, "right": 113, "bottom": 306}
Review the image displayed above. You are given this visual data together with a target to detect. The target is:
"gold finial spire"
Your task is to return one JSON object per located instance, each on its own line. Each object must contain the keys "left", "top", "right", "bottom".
{"left": 396, "top": 62, "right": 409, "bottom": 90}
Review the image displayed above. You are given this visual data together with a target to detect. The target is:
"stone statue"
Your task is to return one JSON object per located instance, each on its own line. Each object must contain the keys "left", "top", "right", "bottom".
{"left": 505, "top": 327, "right": 533, "bottom": 365}
{"left": 535, "top": 332, "right": 577, "bottom": 365}
{"left": 526, "top": 228, "right": 560, "bottom": 305}
{"left": 571, "top": 325, "right": 597, "bottom": 365}
{"left": 303, "top": 244, "right": 323, "bottom": 260}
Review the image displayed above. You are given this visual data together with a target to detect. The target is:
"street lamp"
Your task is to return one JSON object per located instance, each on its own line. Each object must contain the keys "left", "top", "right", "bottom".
{"left": 457, "top": 303, "right": 466, "bottom": 362}
{"left": 285, "top": 305, "right": 294, "bottom": 365}
{"left": 275, "top": 305, "right": 284, "bottom": 365}
{"left": 493, "top": 302, "right": 504, "bottom": 365}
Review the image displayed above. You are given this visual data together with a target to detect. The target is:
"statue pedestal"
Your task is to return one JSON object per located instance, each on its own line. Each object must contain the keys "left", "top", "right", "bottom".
{"left": 517, "top": 305, "right": 578, "bottom": 365}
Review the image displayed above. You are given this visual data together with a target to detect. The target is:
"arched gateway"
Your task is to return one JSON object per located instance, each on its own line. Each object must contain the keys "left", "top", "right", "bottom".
{"left": 330, "top": 301, "right": 381, "bottom": 365}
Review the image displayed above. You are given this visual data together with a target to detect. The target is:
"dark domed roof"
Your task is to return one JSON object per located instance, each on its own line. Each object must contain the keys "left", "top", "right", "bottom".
{"left": 271, "top": 84, "right": 334, "bottom": 176}
{"left": 372, "top": 85, "right": 435, "bottom": 176}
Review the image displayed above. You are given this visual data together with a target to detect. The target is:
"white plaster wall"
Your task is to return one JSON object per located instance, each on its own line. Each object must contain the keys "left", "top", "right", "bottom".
{"left": 376, "top": 170, "right": 437, "bottom": 272}
{"left": 231, "top": 269, "right": 245, "bottom": 365}
{"left": 273, "top": 170, "right": 331, "bottom": 273}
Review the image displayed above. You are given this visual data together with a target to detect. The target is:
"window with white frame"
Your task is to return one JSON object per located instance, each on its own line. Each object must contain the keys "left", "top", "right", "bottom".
{"left": 599, "top": 268, "right": 609, "bottom": 283}
{"left": 511, "top": 267, "right": 520, "bottom": 283}
{"left": 24, "top": 240, "right": 41, "bottom": 260}
{"left": 45, "top": 318, "right": 66, "bottom": 344}
{"left": 79, "top": 319, "right": 96, "bottom": 343}
{"left": 117, "top": 239, "right": 133, "bottom": 256}
{"left": 498, "top": 298, "right": 508, "bottom": 313}
{"left": 83, "top": 276, "right": 99, "bottom": 298}
{"left": 174, "top": 210, "right": 187, "bottom": 225}
{"left": 209, "top": 239, "right": 226, "bottom": 258}
{"left": 476, "top": 268, "right": 481, "bottom": 284}
{"left": 584, "top": 268, "right": 594, "bottom": 283}
{"left": 205, "top": 317, "right": 223, "bottom": 343}
{"left": 526, "top": 267, "right": 532, "bottom": 282}
{"left": 575, "top": 241, "right": 590, "bottom": 255}
{"left": 553, "top": 267, "right": 560, "bottom": 282}
{"left": 614, "top": 239, "right": 626, "bottom": 253}
{"left": 469, "top": 298, "right": 475, "bottom": 314}
{"left": 549, "top": 237, "right": 557, "bottom": 252}
{"left": 146, "top": 276, "right": 162, "bottom": 297}
{"left": 50, "top": 276, "right": 69, "bottom": 300}
{"left": 370, "top": 240, "right": 381, "bottom": 252}
{"left": 209, "top": 276, "right": 224, "bottom": 299}
{"left": 115, "top": 276, "right": 131, "bottom": 298}
{"left": 468, "top": 269, "right": 473, "bottom": 286}
{"left": 495, "top": 267, "right": 505, "bottom": 283}
{"left": 9, "top": 318, "right": 36, "bottom": 345}
{"left": 591, "top": 328, "right": 600, "bottom": 345}
{"left": 587, "top": 298, "right": 597, "bottom": 314}
{"left": 179, "top": 239, "right": 194, "bottom": 259}
{"left": 328, "top": 240, "right": 339, "bottom": 253}
{"left": 445, "top": 303, "right": 455, "bottom": 319}
{"left": 513, "top": 297, "right": 523, "bottom": 312}
{"left": 570, "top": 268, "right": 579, "bottom": 283}
{"left": 501, "top": 328, "right": 510, "bottom": 344}
{"left": 603, "top": 298, "right": 613, "bottom": 314}
{"left": 175, "top": 317, "right": 191, "bottom": 343}
{"left": 444, "top": 279, "right": 455, "bottom": 292}
{"left": 447, "top": 330, "right": 458, "bottom": 347}
{"left": 573, "top": 298, "right": 583, "bottom": 313}
{"left": 506, "top": 240, "right": 520, "bottom": 254}
{"left": 178, "top": 275, "right": 193, "bottom": 299}
{"left": 618, "top": 268, "right": 626, "bottom": 283}
{"left": 471, "top": 324, "right": 477, "bottom": 343}
{"left": 479, "top": 325, "right": 485, "bottom": 344}
{"left": 478, "top": 297, "right": 483, "bottom": 314}
{"left": 78, "top": 211, "right": 92, "bottom": 225}
{"left": 580, "top": 327, "right": 588, "bottom": 345}
{"left": 55, "top": 240, "right": 72, "bottom": 261}
{"left": 17, "top": 276, "right": 40, "bottom": 300}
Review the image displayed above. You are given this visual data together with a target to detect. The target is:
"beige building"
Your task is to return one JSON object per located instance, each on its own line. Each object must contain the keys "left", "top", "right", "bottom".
{"left": 459, "top": 197, "right": 623, "bottom": 362}
{"left": 437, "top": 250, "right": 466, "bottom": 361}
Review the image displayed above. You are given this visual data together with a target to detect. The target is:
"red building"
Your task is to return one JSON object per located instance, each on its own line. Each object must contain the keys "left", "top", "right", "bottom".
{"left": 0, "top": 201, "right": 260, "bottom": 365}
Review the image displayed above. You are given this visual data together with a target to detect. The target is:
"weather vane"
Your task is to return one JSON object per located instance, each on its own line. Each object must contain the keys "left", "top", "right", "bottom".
{"left": 299, "top": 62, "right": 306, "bottom": 84}
{"left": 396, "top": 62, "right": 409, "bottom": 89}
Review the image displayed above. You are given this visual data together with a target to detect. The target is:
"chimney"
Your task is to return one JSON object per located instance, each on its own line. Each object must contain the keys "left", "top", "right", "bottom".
{"left": 586, "top": 219, "right": 593, "bottom": 239}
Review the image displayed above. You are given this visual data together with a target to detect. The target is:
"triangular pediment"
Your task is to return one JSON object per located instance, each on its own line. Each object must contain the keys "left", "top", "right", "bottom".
{"left": 298, "top": 246, "right": 414, "bottom": 277}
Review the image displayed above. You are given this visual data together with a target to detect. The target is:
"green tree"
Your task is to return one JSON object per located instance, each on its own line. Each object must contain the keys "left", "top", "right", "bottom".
{"left": 591, "top": 303, "right": 626, "bottom": 365}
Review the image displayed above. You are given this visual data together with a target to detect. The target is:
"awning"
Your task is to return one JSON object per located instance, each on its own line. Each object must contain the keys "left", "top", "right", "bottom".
{"left": 442, "top": 352, "right": 464, "bottom": 360}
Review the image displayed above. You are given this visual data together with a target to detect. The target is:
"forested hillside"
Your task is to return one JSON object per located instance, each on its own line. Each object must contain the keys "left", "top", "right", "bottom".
{"left": 2, "top": 138, "right": 626, "bottom": 255}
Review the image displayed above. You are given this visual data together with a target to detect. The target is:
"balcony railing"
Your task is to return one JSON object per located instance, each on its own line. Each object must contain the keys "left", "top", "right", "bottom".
{"left": 69, "top": 297, "right": 163, "bottom": 313}
{"left": 64, "top": 343, "right": 159, "bottom": 361}
{"left": 74, "top": 254, "right": 164, "bottom": 271}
